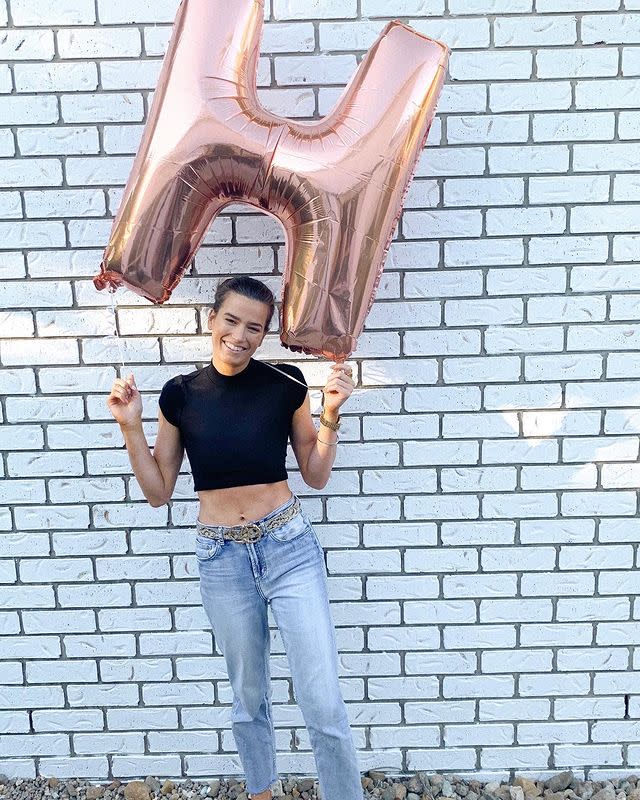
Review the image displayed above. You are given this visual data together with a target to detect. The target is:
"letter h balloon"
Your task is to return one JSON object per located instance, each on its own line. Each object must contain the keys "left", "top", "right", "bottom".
{"left": 93, "top": 0, "right": 449, "bottom": 361}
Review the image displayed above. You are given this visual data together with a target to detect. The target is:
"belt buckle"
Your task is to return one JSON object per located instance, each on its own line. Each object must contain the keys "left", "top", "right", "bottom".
{"left": 232, "top": 523, "right": 262, "bottom": 543}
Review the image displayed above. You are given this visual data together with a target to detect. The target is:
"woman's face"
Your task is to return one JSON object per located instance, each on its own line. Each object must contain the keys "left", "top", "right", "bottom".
{"left": 207, "top": 291, "right": 270, "bottom": 373}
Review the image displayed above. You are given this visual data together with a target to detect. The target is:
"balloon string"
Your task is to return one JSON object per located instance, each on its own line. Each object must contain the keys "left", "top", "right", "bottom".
{"left": 261, "top": 360, "right": 309, "bottom": 390}
{"left": 108, "top": 288, "right": 127, "bottom": 375}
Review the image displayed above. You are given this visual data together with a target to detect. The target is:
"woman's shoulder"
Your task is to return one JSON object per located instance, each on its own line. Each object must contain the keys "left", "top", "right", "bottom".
{"left": 159, "top": 365, "right": 205, "bottom": 401}
{"left": 162, "top": 364, "right": 205, "bottom": 386}
{"left": 255, "top": 360, "right": 307, "bottom": 411}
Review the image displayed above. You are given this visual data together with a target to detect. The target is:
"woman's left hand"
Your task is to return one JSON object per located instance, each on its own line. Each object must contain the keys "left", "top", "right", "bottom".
{"left": 322, "top": 364, "right": 355, "bottom": 415}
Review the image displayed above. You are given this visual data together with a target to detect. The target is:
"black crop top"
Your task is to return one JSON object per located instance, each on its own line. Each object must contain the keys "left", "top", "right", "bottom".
{"left": 158, "top": 358, "right": 307, "bottom": 491}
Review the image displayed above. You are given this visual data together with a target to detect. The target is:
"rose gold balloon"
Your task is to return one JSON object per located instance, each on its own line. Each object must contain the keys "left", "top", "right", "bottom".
{"left": 93, "top": 0, "right": 449, "bottom": 361}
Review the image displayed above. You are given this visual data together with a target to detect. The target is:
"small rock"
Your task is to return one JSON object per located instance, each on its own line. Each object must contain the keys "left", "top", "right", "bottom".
{"left": 369, "top": 773, "right": 387, "bottom": 784}
{"left": 161, "top": 781, "right": 175, "bottom": 796}
{"left": 510, "top": 787, "right": 525, "bottom": 800}
{"left": 514, "top": 779, "right": 542, "bottom": 798}
{"left": 87, "top": 787, "right": 104, "bottom": 800}
{"left": 298, "top": 779, "right": 314, "bottom": 792}
{"left": 382, "top": 787, "right": 396, "bottom": 800}
{"left": 547, "top": 774, "right": 574, "bottom": 794}
{"left": 395, "top": 785, "right": 408, "bottom": 800}
{"left": 408, "top": 778, "right": 424, "bottom": 794}
{"left": 441, "top": 782, "right": 454, "bottom": 798}
{"left": 592, "top": 787, "right": 616, "bottom": 800}
{"left": 124, "top": 781, "right": 151, "bottom": 800}
{"left": 145, "top": 777, "right": 162, "bottom": 794}
{"left": 408, "top": 794, "right": 421, "bottom": 800}
{"left": 208, "top": 780, "right": 221, "bottom": 798}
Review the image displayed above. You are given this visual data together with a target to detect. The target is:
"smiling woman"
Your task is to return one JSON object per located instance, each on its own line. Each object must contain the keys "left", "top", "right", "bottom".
{"left": 157, "top": 282, "right": 309, "bottom": 511}
{"left": 105, "top": 276, "right": 361, "bottom": 800}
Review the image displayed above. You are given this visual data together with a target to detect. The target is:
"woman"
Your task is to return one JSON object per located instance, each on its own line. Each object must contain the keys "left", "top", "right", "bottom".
{"left": 107, "top": 276, "right": 362, "bottom": 800}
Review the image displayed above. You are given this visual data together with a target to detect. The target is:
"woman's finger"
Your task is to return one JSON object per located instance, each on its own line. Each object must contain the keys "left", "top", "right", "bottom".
{"left": 327, "top": 375, "right": 354, "bottom": 389}
{"left": 111, "top": 386, "right": 132, "bottom": 402}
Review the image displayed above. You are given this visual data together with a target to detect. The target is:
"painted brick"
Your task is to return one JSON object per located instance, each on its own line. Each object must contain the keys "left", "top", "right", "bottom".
{"left": 0, "top": 0, "right": 637, "bottom": 780}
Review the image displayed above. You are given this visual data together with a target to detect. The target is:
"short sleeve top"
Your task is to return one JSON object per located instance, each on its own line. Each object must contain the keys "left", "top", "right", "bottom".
{"left": 158, "top": 358, "right": 307, "bottom": 491}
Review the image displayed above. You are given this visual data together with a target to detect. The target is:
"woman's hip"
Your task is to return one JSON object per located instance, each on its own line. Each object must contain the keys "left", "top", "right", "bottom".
{"left": 195, "top": 495, "right": 326, "bottom": 600}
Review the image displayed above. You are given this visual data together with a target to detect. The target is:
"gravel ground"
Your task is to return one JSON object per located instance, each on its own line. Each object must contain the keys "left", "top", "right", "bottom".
{"left": 0, "top": 769, "right": 638, "bottom": 800}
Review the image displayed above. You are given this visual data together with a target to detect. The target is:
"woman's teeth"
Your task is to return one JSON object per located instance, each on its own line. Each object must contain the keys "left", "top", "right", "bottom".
{"left": 223, "top": 341, "right": 244, "bottom": 352}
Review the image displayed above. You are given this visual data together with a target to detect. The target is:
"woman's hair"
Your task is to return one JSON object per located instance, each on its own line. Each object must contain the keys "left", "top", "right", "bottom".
{"left": 209, "top": 276, "right": 276, "bottom": 331}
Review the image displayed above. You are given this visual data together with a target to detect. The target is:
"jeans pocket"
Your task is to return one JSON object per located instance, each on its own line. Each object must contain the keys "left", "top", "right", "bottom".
{"left": 195, "top": 535, "right": 224, "bottom": 562}
{"left": 268, "top": 510, "right": 312, "bottom": 543}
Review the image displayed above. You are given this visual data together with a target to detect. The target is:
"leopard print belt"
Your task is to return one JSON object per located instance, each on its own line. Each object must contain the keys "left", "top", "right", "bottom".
{"left": 195, "top": 497, "right": 301, "bottom": 543}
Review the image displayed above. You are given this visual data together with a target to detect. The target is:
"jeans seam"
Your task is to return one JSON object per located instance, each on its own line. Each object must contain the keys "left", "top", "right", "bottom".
{"left": 248, "top": 543, "right": 270, "bottom": 602}
{"left": 195, "top": 539, "right": 223, "bottom": 563}
{"left": 266, "top": 527, "right": 310, "bottom": 544}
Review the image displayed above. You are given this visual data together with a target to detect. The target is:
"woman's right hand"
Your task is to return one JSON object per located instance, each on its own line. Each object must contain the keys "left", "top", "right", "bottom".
{"left": 107, "top": 373, "right": 143, "bottom": 429}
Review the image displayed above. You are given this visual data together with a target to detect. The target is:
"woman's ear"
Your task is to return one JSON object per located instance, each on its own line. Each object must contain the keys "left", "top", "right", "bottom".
{"left": 206, "top": 310, "right": 215, "bottom": 331}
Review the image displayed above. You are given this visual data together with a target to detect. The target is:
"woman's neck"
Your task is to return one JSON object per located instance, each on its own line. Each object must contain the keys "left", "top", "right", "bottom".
{"left": 210, "top": 354, "right": 252, "bottom": 376}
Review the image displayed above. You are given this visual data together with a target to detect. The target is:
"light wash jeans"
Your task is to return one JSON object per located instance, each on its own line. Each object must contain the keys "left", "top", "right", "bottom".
{"left": 195, "top": 493, "right": 363, "bottom": 800}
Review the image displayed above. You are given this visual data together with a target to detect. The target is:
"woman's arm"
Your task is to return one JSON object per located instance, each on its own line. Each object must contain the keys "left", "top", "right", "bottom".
{"left": 121, "top": 413, "right": 184, "bottom": 507}
{"left": 108, "top": 373, "right": 184, "bottom": 507}
{"left": 290, "top": 364, "right": 354, "bottom": 490}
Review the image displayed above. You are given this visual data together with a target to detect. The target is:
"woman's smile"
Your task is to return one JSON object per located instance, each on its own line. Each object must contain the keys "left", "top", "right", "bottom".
{"left": 223, "top": 340, "right": 247, "bottom": 353}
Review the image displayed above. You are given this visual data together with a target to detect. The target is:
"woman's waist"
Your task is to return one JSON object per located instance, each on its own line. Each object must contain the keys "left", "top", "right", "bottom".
{"left": 196, "top": 479, "right": 293, "bottom": 526}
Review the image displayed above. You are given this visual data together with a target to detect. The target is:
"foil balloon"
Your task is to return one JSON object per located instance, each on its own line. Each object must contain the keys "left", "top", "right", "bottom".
{"left": 93, "top": 0, "right": 449, "bottom": 361}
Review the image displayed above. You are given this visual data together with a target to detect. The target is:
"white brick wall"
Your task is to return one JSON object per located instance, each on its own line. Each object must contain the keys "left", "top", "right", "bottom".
{"left": 0, "top": 0, "right": 639, "bottom": 785}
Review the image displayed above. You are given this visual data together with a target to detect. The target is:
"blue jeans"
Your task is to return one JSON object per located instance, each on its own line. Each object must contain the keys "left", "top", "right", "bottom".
{"left": 195, "top": 494, "right": 363, "bottom": 800}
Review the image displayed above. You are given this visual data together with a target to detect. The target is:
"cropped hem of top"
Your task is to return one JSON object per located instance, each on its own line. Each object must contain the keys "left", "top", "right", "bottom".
{"left": 158, "top": 358, "right": 308, "bottom": 492}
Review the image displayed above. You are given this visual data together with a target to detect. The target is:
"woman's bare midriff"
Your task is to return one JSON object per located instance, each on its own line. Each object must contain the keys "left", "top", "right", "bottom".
{"left": 197, "top": 479, "right": 293, "bottom": 526}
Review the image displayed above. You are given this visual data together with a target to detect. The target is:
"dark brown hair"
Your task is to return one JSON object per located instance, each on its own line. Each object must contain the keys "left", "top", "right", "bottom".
{"left": 209, "top": 276, "right": 275, "bottom": 331}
